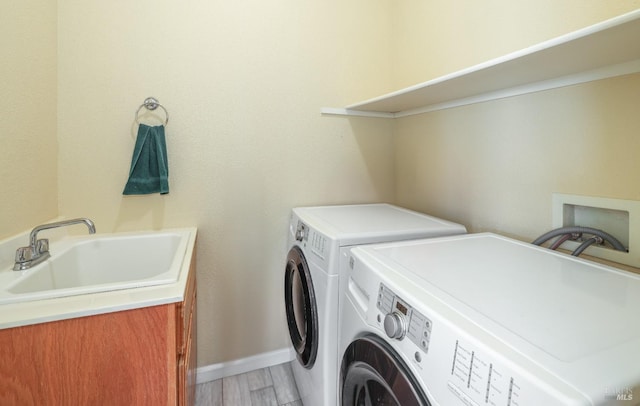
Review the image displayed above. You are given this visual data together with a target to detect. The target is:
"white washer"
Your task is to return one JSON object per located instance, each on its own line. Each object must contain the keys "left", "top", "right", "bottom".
{"left": 339, "top": 233, "right": 640, "bottom": 405}
{"left": 283, "top": 204, "right": 466, "bottom": 406}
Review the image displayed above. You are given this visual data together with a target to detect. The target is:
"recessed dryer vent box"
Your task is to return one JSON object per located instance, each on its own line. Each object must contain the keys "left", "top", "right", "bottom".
{"left": 552, "top": 193, "right": 640, "bottom": 268}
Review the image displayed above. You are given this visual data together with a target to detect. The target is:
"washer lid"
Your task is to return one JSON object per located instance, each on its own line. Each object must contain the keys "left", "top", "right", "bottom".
{"left": 293, "top": 204, "right": 466, "bottom": 246}
{"left": 363, "top": 233, "right": 640, "bottom": 363}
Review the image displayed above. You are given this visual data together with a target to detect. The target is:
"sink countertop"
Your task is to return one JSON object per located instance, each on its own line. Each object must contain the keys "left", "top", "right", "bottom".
{"left": 0, "top": 226, "right": 197, "bottom": 330}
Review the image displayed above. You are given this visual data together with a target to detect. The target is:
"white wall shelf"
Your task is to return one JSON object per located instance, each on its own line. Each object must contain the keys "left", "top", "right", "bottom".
{"left": 322, "top": 9, "right": 640, "bottom": 119}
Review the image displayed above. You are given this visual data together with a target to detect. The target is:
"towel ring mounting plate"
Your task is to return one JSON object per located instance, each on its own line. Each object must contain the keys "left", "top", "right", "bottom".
{"left": 135, "top": 97, "right": 169, "bottom": 126}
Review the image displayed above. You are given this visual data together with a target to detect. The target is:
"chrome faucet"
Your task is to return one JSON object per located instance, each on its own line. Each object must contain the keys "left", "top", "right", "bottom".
{"left": 13, "top": 218, "right": 96, "bottom": 271}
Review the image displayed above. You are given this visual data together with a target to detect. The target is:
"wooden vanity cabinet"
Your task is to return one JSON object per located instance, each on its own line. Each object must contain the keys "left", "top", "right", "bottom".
{"left": 0, "top": 254, "right": 197, "bottom": 406}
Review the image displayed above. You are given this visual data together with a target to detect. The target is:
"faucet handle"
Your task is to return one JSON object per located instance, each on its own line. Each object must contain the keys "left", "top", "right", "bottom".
{"left": 15, "top": 246, "right": 33, "bottom": 263}
{"left": 14, "top": 240, "right": 49, "bottom": 265}
{"left": 36, "top": 239, "right": 49, "bottom": 255}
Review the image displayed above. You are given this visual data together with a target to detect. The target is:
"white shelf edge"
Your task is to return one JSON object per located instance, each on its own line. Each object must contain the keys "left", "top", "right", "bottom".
{"left": 394, "top": 58, "right": 640, "bottom": 118}
{"left": 322, "top": 8, "right": 640, "bottom": 119}
{"left": 320, "top": 107, "right": 395, "bottom": 118}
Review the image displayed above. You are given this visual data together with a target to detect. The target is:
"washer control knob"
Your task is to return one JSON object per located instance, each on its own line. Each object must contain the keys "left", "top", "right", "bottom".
{"left": 384, "top": 312, "right": 406, "bottom": 340}
{"left": 295, "top": 223, "right": 307, "bottom": 242}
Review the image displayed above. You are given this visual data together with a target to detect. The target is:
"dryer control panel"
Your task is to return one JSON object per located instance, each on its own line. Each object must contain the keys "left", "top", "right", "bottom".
{"left": 377, "top": 283, "right": 433, "bottom": 353}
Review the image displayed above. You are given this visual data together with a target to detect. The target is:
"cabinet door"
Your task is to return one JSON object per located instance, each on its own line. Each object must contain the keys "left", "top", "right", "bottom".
{"left": 178, "top": 291, "right": 197, "bottom": 406}
{"left": 177, "top": 256, "right": 196, "bottom": 406}
{"left": 0, "top": 305, "right": 176, "bottom": 406}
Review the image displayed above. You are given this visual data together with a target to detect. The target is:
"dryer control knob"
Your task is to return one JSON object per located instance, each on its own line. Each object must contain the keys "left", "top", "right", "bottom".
{"left": 384, "top": 312, "right": 406, "bottom": 340}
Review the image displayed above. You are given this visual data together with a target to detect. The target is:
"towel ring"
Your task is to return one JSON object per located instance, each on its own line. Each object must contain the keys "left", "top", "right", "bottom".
{"left": 135, "top": 97, "right": 169, "bottom": 126}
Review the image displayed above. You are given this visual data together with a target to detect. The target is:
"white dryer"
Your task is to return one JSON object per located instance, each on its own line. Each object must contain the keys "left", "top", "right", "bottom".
{"left": 283, "top": 204, "right": 466, "bottom": 406}
{"left": 339, "top": 233, "right": 640, "bottom": 405}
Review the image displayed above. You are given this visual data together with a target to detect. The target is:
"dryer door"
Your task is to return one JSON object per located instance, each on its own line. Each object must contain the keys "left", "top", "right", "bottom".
{"left": 340, "top": 334, "right": 430, "bottom": 406}
{"left": 284, "top": 246, "right": 319, "bottom": 369}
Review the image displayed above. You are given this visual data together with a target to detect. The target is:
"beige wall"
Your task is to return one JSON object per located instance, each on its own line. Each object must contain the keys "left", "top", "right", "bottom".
{"left": 56, "top": 1, "right": 394, "bottom": 366}
{"left": 391, "top": 1, "right": 640, "bottom": 90}
{"left": 396, "top": 74, "right": 640, "bottom": 240}
{"left": 5, "top": 0, "right": 640, "bottom": 370}
{"left": 394, "top": 3, "right": 640, "bottom": 244}
{"left": 0, "top": 1, "right": 58, "bottom": 238}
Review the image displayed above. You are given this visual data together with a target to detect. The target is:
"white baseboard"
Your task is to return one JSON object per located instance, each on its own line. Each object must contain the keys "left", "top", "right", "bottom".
{"left": 196, "top": 347, "right": 295, "bottom": 384}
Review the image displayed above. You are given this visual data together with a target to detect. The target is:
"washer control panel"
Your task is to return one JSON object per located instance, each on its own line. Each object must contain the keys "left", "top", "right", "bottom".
{"left": 377, "top": 283, "right": 433, "bottom": 353}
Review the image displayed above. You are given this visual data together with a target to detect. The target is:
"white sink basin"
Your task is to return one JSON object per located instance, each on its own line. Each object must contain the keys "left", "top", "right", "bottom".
{"left": 0, "top": 228, "right": 194, "bottom": 305}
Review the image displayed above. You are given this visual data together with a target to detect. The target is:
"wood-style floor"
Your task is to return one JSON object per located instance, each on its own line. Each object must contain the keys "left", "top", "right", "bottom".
{"left": 195, "top": 362, "right": 302, "bottom": 406}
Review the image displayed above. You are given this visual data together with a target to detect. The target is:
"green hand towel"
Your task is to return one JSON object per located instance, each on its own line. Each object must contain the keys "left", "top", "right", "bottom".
{"left": 123, "top": 124, "right": 169, "bottom": 195}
